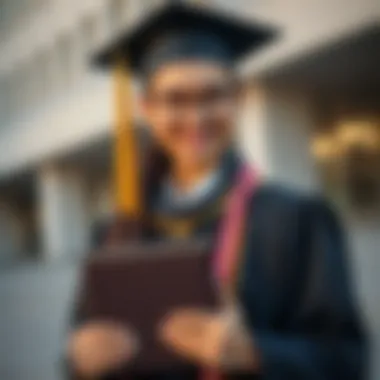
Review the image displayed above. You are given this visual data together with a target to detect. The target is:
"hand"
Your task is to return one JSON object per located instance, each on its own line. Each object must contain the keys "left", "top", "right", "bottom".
{"left": 158, "top": 307, "right": 260, "bottom": 371}
{"left": 68, "top": 321, "right": 139, "bottom": 378}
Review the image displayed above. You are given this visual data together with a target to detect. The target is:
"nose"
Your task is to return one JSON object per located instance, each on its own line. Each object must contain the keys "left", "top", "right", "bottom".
{"left": 185, "top": 103, "right": 209, "bottom": 128}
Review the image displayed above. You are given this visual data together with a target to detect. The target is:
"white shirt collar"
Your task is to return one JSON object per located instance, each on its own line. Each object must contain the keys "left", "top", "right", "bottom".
{"left": 162, "top": 169, "right": 222, "bottom": 208}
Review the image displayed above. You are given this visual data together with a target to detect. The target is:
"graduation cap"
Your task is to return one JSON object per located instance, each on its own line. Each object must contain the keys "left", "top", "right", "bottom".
{"left": 94, "top": 2, "right": 276, "bottom": 74}
{"left": 92, "top": 1, "right": 276, "bottom": 220}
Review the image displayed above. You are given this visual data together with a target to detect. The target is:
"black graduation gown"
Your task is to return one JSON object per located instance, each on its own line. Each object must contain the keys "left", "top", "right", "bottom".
{"left": 71, "top": 156, "right": 367, "bottom": 380}
{"left": 236, "top": 184, "right": 367, "bottom": 380}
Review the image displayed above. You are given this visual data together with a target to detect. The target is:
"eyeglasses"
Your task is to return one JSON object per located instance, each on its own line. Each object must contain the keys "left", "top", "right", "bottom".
{"left": 147, "top": 84, "right": 237, "bottom": 116}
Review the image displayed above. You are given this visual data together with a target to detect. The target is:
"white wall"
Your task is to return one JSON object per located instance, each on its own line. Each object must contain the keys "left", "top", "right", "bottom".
{"left": 0, "top": 75, "right": 112, "bottom": 177}
{"left": 239, "top": 83, "right": 319, "bottom": 191}
{"left": 0, "top": 0, "right": 151, "bottom": 178}
{"left": 237, "top": 0, "right": 380, "bottom": 77}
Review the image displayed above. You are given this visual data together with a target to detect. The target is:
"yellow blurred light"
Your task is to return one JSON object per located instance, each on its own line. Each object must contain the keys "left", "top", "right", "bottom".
{"left": 312, "top": 133, "right": 340, "bottom": 161}
{"left": 336, "top": 120, "right": 380, "bottom": 151}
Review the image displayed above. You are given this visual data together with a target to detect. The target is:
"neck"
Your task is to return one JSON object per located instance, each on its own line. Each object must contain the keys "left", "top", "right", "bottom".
{"left": 170, "top": 159, "right": 220, "bottom": 193}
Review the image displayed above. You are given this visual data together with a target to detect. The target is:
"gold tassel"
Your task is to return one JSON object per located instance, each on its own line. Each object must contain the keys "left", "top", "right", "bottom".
{"left": 113, "top": 59, "right": 141, "bottom": 216}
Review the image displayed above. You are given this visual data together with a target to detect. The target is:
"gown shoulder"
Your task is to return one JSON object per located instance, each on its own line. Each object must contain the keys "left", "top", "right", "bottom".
{"left": 251, "top": 181, "right": 337, "bottom": 220}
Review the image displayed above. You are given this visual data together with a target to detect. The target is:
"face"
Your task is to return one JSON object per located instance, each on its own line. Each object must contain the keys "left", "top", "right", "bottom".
{"left": 141, "top": 61, "right": 240, "bottom": 171}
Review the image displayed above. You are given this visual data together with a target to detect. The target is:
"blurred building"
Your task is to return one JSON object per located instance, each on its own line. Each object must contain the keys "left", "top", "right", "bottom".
{"left": 0, "top": 0, "right": 379, "bottom": 379}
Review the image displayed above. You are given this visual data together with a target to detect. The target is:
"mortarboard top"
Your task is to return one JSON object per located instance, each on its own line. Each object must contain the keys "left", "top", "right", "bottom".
{"left": 93, "top": 1, "right": 277, "bottom": 75}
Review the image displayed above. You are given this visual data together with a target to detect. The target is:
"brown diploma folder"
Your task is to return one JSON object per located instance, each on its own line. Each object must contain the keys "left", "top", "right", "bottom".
{"left": 80, "top": 238, "right": 219, "bottom": 372}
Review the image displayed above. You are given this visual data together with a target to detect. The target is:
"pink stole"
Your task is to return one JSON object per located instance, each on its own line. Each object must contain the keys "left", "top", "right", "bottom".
{"left": 202, "top": 163, "right": 259, "bottom": 380}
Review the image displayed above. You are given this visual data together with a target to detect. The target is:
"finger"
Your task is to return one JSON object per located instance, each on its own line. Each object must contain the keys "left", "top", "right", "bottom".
{"left": 160, "top": 312, "right": 210, "bottom": 344}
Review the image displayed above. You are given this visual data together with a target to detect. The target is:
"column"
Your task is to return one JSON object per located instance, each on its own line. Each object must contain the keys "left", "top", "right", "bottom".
{"left": 37, "top": 165, "right": 90, "bottom": 259}
{"left": 238, "top": 82, "right": 320, "bottom": 191}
